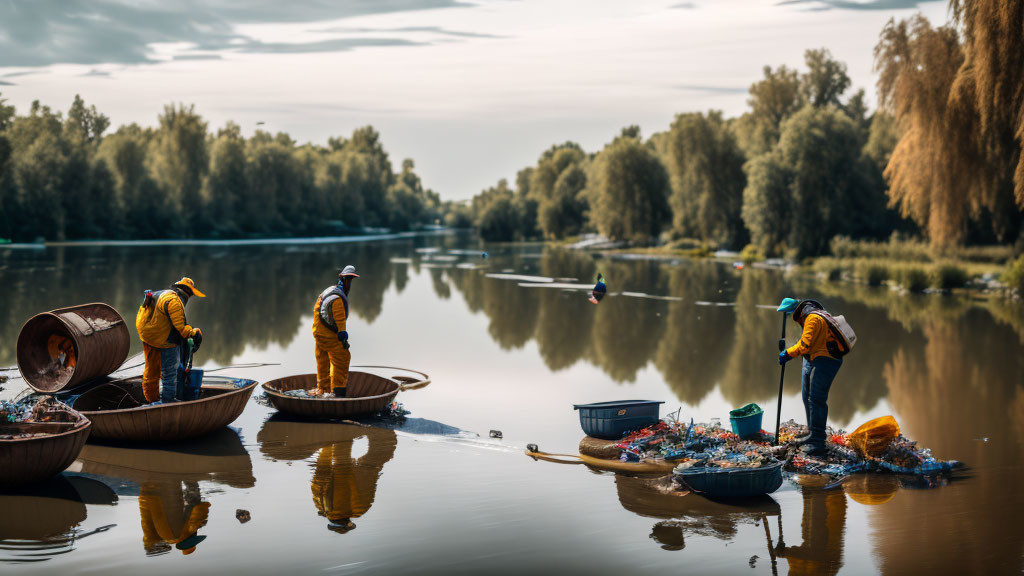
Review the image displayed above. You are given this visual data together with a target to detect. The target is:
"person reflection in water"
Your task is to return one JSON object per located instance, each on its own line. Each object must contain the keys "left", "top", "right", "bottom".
{"left": 138, "top": 480, "right": 210, "bottom": 556}
{"left": 311, "top": 429, "right": 398, "bottom": 533}
{"left": 777, "top": 481, "right": 847, "bottom": 576}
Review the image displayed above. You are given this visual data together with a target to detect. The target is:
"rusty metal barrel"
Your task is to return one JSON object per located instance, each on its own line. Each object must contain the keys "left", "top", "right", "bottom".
{"left": 17, "top": 303, "right": 131, "bottom": 394}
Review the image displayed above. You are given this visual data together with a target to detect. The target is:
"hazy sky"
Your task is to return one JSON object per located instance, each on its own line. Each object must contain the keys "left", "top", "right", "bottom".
{"left": 0, "top": 0, "right": 946, "bottom": 200}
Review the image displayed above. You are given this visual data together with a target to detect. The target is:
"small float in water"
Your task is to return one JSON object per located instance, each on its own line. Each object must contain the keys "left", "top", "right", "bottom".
{"left": 262, "top": 366, "right": 430, "bottom": 420}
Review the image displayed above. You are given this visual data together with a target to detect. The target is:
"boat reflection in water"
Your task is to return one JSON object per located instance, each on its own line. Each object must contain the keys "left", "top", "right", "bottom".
{"left": 614, "top": 474, "right": 781, "bottom": 552}
{"left": 75, "top": 427, "right": 255, "bottom": 556}
{"left": 614, "top": 471, "right": 900, "bottom": 574}
{"left": 258, "top": 416, "right": 397, "bottom": 534}
{"left": 0, "top": 475, "right": 117, "bottom": 563}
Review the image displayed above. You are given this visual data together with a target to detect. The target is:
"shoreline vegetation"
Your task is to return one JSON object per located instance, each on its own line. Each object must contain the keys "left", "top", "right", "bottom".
{"left": 0, "top": 98, "right": 455, "bottom": 243}
{"left": 456, "top": 3, "right": 1024, "bottom": 298}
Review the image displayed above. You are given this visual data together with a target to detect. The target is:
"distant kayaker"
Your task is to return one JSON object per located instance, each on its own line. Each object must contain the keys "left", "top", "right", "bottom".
{"left": 777, "top": 299, "right": 843, "bottom": 457}
{"left": 135, "top": 277, "right": 205, "bottom": 404}
{"left": 312, "top": 265, "right": 359, "bottom": 397}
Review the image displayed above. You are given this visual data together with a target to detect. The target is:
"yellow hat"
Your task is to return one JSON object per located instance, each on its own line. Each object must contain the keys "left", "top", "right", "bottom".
{"left": 175, "top": 277, "right": 206, "bottom": 297}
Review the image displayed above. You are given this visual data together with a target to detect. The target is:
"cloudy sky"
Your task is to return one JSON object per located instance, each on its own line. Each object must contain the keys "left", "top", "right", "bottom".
{"left": 0, "top": 0, "right": 946, "bottom": 199}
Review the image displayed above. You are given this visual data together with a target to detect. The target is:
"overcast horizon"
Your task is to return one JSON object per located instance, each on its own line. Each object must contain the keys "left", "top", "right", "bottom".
{"left": 0, "top": 0, "right": 947, "bottom": 200}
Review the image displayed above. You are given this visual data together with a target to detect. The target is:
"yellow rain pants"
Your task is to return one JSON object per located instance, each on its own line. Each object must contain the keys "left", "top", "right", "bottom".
{"left": 312, "top": 289, "right": 350, "bottom": 394}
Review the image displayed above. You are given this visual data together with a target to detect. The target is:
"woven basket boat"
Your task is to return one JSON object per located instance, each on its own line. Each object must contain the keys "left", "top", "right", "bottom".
{"left": 262, "top": 366, "right": 430, "bottom": 420}
{"left": 0, "top": 403, "right": 91, "bottom": 487}
{"left": 65, "top": 375, "right": 257, "bottom": 442}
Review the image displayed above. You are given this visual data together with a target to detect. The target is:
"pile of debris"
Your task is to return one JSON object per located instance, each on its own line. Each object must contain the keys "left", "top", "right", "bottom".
{"left": 615, "top": 419, "right": 779, "bottom": 470}
{"left": 607, "top": 414, "right": 960, "bottom": 482}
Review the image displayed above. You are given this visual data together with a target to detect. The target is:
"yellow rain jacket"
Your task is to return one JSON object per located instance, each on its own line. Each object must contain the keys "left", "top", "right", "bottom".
{"left": 786, "top": 313, "right": 840, "bottom": 361}
{"left": 312, "top": 286, "right": 350, "bottom": 394}
{"left": 136, "top": 290, "right": 199, "bottom": 349}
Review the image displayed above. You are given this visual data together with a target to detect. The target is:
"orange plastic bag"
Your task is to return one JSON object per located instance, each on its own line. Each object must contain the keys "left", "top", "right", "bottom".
{"left": 849, "top": 415, "right": 900, "bottom": 458}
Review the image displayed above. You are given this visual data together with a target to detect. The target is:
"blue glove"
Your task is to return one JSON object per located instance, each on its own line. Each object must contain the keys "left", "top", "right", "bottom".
{"left": 337, "top": 331, "right": 348, "bottom": 342}
{"left": 778, "top": 350, "right": 792, "bottom": 366}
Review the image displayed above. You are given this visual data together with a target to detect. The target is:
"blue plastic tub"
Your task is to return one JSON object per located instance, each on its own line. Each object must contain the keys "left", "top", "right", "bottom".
{"left": 729, "top": 403, "right": 764, "bottom": 439}
{"left": 573, "top": 400, "right": 664, "bottom": 440}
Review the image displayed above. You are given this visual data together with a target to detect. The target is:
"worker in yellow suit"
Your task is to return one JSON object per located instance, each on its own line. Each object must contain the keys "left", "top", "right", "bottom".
{"left": 139, "top": 480, "right": 210, "bottom": 556}
{"left": 312, "top": 265, "right": 359, "bottom": 397}
{"left": 311, "top": 427, "right": 397, "bottom": 533}
{"left": 777, "top": 299, "right": 842, "bottom": 457}
{"left": 136, "top": 277, "right": 205, "bottom": 404}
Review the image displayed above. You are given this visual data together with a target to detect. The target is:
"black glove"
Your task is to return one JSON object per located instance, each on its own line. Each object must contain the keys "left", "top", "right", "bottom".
{"left": 192, "top": 329, "right": 203, "bottom": 352}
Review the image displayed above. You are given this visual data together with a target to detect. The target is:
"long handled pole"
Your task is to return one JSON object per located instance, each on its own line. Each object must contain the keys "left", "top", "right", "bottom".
{"left": 774, "top": 311, "right": 788, "bottom": 446}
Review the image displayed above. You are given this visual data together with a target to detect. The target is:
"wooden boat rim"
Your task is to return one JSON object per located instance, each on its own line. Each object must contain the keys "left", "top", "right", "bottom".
{"left": 262, "top": 367, "right": 430, "bottom": 401}
{"left": 0, "top": 418, "right": 91, "bottom": 444}
{"left": 75, "top": 378, "right": 259, "bottom": 416}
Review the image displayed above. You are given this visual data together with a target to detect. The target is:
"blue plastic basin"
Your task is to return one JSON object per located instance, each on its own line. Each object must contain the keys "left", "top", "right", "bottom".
{"left": 572, "top": 400, "right": 664, "bottom": 440}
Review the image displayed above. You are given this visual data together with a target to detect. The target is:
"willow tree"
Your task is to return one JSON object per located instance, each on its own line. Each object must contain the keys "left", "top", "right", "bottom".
{"left": 874, "top": 15, "right": 972, "bottom": 245}
{"left": 950, "top": 0, "right": 1024, "bottom": 239}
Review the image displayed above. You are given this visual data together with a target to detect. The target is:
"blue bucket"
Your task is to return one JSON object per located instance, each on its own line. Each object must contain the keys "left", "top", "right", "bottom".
{"left": 184, "top": 369, "right": 203, "bottom": 401}
{"left": 729, "top": 403, "right": 764, "bottom": 439}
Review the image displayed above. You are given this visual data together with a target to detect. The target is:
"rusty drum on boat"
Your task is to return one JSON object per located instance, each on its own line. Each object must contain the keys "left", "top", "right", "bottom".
{"left": 17, "top": 303, "right": 131, "bottom": 394}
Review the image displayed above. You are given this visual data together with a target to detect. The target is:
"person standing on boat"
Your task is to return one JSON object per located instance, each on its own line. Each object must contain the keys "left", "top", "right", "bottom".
{"left": 777, "top": 299, "right": 842, "bottom": 457}
{"left": 136, "top": 278, "right": 205, "bottom": 404}
{"left": 312, "top": 265, "right": 359, "bottom": 397}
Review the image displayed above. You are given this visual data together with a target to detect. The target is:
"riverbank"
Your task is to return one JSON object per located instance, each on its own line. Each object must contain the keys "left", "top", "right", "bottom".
{"left": 572, "top": 234, "right": 1023, "bottom": 299}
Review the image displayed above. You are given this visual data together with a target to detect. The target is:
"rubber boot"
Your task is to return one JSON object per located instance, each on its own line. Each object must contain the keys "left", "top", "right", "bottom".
{"left": 333, "top": 387, "right": 347, "bottom": 398}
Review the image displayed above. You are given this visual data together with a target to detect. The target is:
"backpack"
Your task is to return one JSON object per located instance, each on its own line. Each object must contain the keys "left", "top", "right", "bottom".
{"left": 809, "top": 310, "right": 857, "bottom": 357}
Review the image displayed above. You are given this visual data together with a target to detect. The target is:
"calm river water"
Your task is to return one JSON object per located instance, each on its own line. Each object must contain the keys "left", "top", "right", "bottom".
{"left": 1, "top": 233, "right": 1021, "bottom": 575}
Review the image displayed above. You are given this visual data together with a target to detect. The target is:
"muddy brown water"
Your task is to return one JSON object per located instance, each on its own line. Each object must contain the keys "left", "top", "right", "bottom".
{"left": 0, "top": 234, "right": 1021, "bottom": 574}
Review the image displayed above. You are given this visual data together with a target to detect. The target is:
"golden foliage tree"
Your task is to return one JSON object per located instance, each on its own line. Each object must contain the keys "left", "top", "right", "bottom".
{"left": 950, "top": 0, "right": 1024, "bottom": 236}
{"left": 876, "top": 3, "right": 1024, "bottom": 246}
{"left": 874, "top": 15, "right": 974, "bottom": 245}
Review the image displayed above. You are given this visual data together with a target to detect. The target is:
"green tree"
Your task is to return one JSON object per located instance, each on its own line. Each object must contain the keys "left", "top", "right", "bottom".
{"left": 741, "top": 152, "right": 792, "bottom": 255}
{"left": 663, "top": 111, "right": 747, "bottom": 247}
{"left": 97, "top": 124, "right": 165, "bottom": 237}
{"left": 204, "top": 122, "right": 247, "bottom": 236}
{"left": 742, "top": 106, "right": 873, "bottom": 256}
{"left": 586, "top": 128, "right": 670, "bottom": 243}
{"left": 150, "top": 104, "right": 209, "bottom": 234}
{"left": 801, "top": 48, "right": 852, "bottom": 108}
{"left": 737, "top": 65, "right": 804, "bottom": 155}
{"left": 474, "top": 179, "right": 521, "bottom": 241}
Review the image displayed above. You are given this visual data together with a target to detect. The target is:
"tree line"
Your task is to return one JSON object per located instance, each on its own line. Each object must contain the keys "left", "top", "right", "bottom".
{"left": 462, "top": 0, "right": 1024, "bottom": 257}
{"left": 0, "top": 98, "right": 446, "bottom": 241}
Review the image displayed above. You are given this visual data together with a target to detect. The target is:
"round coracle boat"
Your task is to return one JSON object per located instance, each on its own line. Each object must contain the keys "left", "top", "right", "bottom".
{"left": 262, "top": 366, "right": 430, "bottom": 420}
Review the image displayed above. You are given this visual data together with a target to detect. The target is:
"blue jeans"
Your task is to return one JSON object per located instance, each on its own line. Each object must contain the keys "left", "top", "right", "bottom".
{"left": 801, "top": 356, "right": 842, "bottom": 448}
{"left": 159, "top": 346, "right": 180, "bottom": 403}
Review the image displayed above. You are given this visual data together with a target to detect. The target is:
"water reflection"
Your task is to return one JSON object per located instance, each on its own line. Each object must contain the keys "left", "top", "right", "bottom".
{"left": 615, "top": 475, "right": 781, "bottom": 550}
{"left": 4, "top": 241, "right": 1023, "bottom": 433}
{"left": 0, "top": 475, "right": 117, "bottom": 563}
{"left": 75, "top": 427, "right": 254, "bottom": 557}
{"left": 257, "top": 417, "right": 396, "bottom": 533}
